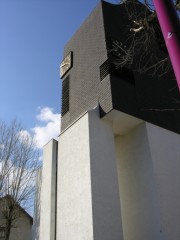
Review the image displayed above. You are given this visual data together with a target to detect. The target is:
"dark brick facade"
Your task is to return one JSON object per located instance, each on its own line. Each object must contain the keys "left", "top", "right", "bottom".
{"left": 61, "top": 1, "right": 180, "bottom": 134}
{"left": 60, "top": 2, "right": 107, "bottom": 131}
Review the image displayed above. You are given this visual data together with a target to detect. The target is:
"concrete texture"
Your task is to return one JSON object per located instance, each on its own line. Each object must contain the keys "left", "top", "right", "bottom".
{"left": 115, "top": 122, "right": 180, "bottom": 240}
{"left": 147, "top": 123, "right": 180, "bottom": 240}
{"left": 39, "top": 139, "right": 58, "bottom": 240}
{"left": 115, "top": 123, "right": 163, "bottom": 240}
{"left": 57, "top": 112, "right": 94, "bottom": 240}
{"left": 89, "top": 109, "right": 123, "bottom": 240}
{"left": 36, "top": 109, "right": 180, "bottom": 240}
{"left": 32, "top": 169, "right": 42, "bottom": 240}
{"left": 57, "top": 109, "right": 123, "bottom": 240}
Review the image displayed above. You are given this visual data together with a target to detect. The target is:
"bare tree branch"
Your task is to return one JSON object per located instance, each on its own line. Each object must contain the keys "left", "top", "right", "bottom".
{"left": 0, "top": 120, "right": 40, "bottom": 240}
{"left": 109, "top": 0, "right": 173, "bottom": 77}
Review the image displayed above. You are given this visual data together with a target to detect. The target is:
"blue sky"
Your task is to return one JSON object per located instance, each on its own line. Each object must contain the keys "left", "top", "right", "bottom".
{"left": 0, "top": 0, "right": 119, "bottom": 147}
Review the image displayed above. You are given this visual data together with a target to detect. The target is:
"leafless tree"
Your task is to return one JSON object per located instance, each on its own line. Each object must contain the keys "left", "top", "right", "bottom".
{"left": 0, "top": 120, "right": 40, "bottom": 240}
{"left": 109, "top": 0, "right": 180, "bottom": 77}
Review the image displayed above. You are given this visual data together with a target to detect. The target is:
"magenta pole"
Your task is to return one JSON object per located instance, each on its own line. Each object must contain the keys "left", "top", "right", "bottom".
{"left": 153, "top": 0, "right": 180, "bottom": 91}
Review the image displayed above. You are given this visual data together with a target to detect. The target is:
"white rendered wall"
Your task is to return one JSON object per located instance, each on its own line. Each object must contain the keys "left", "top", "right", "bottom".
{"left": 146, "top": 124, "right": 180, "bottom": 240}
{"left": 57, "top": 113, "right": 93, "bottom": 240}
{"left": 115, "top": 123, "right": 163, "bottom": 240}
{"left": 115, "top": 122, "right": 180, "bottom": 240}
{"left": 39, "top": 139, "right": 58, "bottom": 240}
{"left": 32, "top": 169, "right": 42, "bottom": 240}
{"left": 57, "top": 110, "right": 123, "bottom": 240}
{"left": 89, "top": 110, "right": 123, "bottom": 240}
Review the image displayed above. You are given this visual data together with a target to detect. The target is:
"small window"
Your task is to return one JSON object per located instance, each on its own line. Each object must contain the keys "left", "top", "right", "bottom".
{"left": 61, "top": 76, "right": 70, "bottom": 116}
{"left": 100, "top": 60, "right": 110, "bottom": 81}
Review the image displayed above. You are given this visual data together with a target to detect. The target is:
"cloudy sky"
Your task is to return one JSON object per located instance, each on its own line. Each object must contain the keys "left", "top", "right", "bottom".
{"left": 0, "top": 0, "right": 118, "bottom": 149}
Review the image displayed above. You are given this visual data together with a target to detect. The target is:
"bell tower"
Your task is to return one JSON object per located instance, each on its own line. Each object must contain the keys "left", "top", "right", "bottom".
{"left": 37, "top": 2, "right": 180, "bottom": 240}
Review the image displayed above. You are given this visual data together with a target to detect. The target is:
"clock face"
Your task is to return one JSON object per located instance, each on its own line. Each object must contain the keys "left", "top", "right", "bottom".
{"left": 60, "top": 52, "right": 73, "bottom": 78}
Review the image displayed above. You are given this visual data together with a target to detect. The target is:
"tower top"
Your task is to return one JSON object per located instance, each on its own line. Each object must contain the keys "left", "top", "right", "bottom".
{"left": 60, "top": 0, "right": 180, "bottom": 134}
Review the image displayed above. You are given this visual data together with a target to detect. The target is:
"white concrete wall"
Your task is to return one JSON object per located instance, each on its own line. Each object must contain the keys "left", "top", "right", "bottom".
{"left": 57, "top": 113, "right": 94, "bottom": 240}
{"left": 115, "top": 122, "right": 180, "bottom": 240}
{"left": 146, "top": 123, "right": 180, "bottom": 240}
{"left": 115, "top": 123, "right": 163, "bottom": 240}
{"left": 39, "top": 139, "right": 58, "bottom": 240}
{"left": 32, "top": 169, "right": 42, "bottom": 240}
{"left": 57, "top": 110, "right": 123, "bottom": 240}
{"left": 38, "top": 108, "right": 180, "bottom": 240}
{"left": 89, "top": 110, "right": 123, "bottom": 240}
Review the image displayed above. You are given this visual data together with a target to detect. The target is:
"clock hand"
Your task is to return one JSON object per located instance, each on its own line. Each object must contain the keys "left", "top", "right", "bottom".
{"left": 61, "top": 63, "right": 68, "bottom": 67}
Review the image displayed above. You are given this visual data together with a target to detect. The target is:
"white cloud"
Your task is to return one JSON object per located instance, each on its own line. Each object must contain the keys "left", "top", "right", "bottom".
{"left": 32, "top": 107, "right": 60, "bottom": 149}
{"left": 18, "top": 130, "right": 32, "bottom": 144}
{"left": 0, "top": 144, "right": 5, "bottom": 149}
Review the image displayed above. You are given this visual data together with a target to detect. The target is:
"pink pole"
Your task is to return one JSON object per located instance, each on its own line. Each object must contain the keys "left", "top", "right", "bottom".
{"left": 153, "top": 0, "right": 180, "bottom": 91}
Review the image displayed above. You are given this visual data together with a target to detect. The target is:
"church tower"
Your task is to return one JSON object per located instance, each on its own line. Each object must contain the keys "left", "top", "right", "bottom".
{"left": 38, "top": 2, "right": 180, "bottom": 240}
